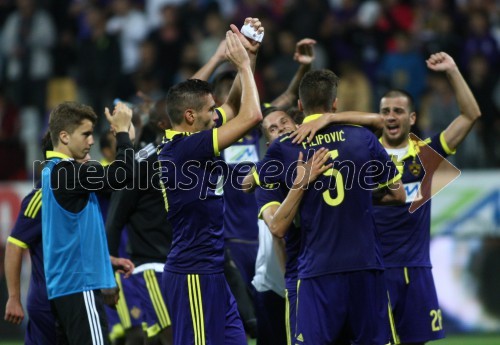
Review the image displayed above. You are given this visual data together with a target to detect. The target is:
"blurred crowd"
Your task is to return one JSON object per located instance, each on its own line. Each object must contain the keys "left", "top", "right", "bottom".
{"left": 0, "top": 0, "right": 499, "bottom": 180}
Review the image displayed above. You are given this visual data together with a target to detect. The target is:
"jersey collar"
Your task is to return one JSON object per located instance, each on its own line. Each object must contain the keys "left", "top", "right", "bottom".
{"left": 378, "top": 137, "right": 418, "bottom": 161}
{"left": 302, "top": 113, "right": 324, "bottom": 124}
{"left": 164, "top": 129, "right": 193, "bottom": 140}
{"left": 45, "top": 151, "right": 73, "bottom": 160}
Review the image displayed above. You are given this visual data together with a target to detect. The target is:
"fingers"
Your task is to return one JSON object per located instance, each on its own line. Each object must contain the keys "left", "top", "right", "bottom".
{"left": 104, "top": 107, "right": 112, "bottom": 122}
{"left": 297, "top": 151, "right": 304, "bottom": 163}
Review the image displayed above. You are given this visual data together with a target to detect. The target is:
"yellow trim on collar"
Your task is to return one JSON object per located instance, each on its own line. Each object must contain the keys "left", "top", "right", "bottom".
{"left": 46, "top": 151, "right": 71, "bottom": 159}
{"left": 164, "top": 129, "right": 192, "bottom": 140}
{"left": 302, "top": 114, "right": 324, "bottom": 124}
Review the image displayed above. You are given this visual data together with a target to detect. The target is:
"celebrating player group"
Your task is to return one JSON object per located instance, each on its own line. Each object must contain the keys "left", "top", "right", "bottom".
{"left": 4, "top": 14, "right": 480, "bottom": 345}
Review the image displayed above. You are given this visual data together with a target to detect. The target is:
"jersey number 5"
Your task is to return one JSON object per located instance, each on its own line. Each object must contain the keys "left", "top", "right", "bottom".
{"left": 322, "top": 150, "right": 345, "bottom": 207}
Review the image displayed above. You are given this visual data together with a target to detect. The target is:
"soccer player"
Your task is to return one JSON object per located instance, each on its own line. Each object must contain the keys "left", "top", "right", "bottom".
{"left": 251, "top": 69, "right": 405, "bottom": 344}
{"left": 106, "top": 102, "right": 174, "bottom": 345}
{"left": 157, "top": 26, "right": 262, "bottom": 345}
{"left": 372, "top": 52, "right": 481, "bottom": 345}
{"left": 41, "top": 101, "right": 135, "bottom": 345}
{"left": 4, "top": 133, "right": 57, "bottom": 345}
{"left": 254, "top": 106, "right": 387, "bottom": 345}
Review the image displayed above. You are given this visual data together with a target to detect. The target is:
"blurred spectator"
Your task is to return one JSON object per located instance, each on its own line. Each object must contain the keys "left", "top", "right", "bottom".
{"left": 1, "top": 0, "right": 56, "bottom": 120}
{"left": 461, "top": 9, "right": 499, "bottom": 71}
{"left": 78, "top": 6, "right": 122, "bottom": 133}
{"left": 377, "top": 31, "right": 427, "bottom": 106}
{"left": 145, "top": 0, "right": 188, "bottom": 31}
{"left": 0, "top": 88, "right": 25, "bottom": 180}
{"left": 466, "top": 54, "right": 500, "bottom": 167}
{"left": 336, "top": 62, "right": 373, "bottom": 112}
{"left": 198, "top": 10, "right": 226, "bottom": 65}
{"left": 106, "top": 0, "right": 148, "bottom": 98}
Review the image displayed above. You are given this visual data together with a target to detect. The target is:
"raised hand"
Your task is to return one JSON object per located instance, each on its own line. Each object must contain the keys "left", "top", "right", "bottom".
{"left": 294, "top": 38, "right": 316, "bottom": 65}
{"left": 426, "top": 52, "right": 457, "bottom": 73}
{"left": 225, "top": 30, "right": 250, "bottom": 70}
{"left": 293, "top": 148, "right": 332, "bottom": 189}
{"left": 105, "top": 102, "right": 133, "bottom": 134}
{"left": 290, "top": 114, "right": 329, "bottom": 144}
{"left": 230, "top": 17, "right": 264, "bottom": 55}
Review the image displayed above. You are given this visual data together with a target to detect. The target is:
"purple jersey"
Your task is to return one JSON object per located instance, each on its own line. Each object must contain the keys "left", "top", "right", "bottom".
{"left": 8, "top": 185, "right": 49, "bottom": 311}
{"left": 255, "top": 116, "right": 401, "bottom": 278}
{"left": 222, "top": 128, "right": 260, "bottom": 241}
{"left": 255, "top": 184, "right": 300, "bottom": 282}
{"left": 372, "top": 132, "right": 454, "bottom": 267}
{"left": 158, "top": 109, "right": 226, "bottom": 274}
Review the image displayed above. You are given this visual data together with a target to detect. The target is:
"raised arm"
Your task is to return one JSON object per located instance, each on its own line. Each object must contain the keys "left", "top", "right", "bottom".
{"left": 216, "top": 28, "right": 262, "bottom": 151}
{"left": 4, "top": 241, "right": 25, "bottom": 325}
{"left": 426, "top": 52, "right": 481, "bottom": 151}
{"left": 290, "top": 112, "right": 384, "bottom": 144}
{"left": 219, "top": 18, "right": 263, "bottom": 121}
{"left": 271, "top": 38, "right": 316, "bottom": 108}
{"left": 191, "top": 39, "right": 227, "bottom": 81}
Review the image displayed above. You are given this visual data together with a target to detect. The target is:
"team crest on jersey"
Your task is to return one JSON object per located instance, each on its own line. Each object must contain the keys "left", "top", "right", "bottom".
{"left": 409, "top": 162, "right": 422, "bottom": 176}
{"left": 130, "top": 306, "right": 142, "bottom": 319}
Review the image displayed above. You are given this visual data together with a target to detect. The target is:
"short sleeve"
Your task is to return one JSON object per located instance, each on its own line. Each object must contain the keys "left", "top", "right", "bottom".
{"left": 424, "top": 132, "right": 456, "bottom": 158}
{"left": 214, "top": 107, "right": 227, "bottom": 128}
{"left": 255, "top": 185, "right": 285, "bottom": 219}
{"left": 9, "top": 190, "right": 43, "bottom": 248}
{"left": 173, "top": 129, "right": 220, "bottom": 163}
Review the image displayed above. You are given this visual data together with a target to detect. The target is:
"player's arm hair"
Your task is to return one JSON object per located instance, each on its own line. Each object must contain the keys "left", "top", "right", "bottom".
{"left": 442, "top": 66, "right": 481, "bottom": 152}
{"left": 4, "top": 242, "right": 25, "bottom": 323}
{"left": 372, "top": 178, "right": 406, "bottom": 205}
{"left": 324, "top": 112, "right": 384, "bottom": 132}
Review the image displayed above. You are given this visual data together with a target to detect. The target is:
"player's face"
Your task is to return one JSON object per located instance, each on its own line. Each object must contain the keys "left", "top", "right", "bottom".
{"left": 262, "top": 111, "right": 297, "bottom": 143}
{"left": 380, "top": 96, "right": 416, "bottom": 148}
{"left": 67, "top": 119, "right": 95, "bottom": 160}
{"left": 193, "top": 94, "right": 217, "bottom": 131}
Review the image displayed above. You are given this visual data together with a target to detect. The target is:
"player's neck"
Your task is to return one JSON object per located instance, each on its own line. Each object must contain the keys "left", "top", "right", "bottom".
{"left": 381, "top": 136, "right": 409, "bottom": 149}
{"left": 52, "top": 145, "right": 73, "bottom": 159}
{"left": 171, "top": 124, "right": 194, "bottom": 133}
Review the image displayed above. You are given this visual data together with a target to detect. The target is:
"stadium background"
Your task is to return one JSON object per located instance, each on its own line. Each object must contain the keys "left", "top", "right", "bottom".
{"left": 0, "top": 0, "right": 499, "bottom": 343}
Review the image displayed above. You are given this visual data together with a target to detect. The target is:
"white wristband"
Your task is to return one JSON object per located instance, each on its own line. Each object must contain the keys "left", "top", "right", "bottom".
{"left": 240, "top": 23, "right": 264, "bottom": 43}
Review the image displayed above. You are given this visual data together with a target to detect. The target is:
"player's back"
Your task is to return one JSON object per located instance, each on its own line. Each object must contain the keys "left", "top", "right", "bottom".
{"left": 261, "top": 122, "right": 399, "bottom": 279}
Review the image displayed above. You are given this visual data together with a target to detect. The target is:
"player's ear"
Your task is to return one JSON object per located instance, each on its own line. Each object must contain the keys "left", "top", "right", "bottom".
{"left": 332, "top": 98, "right": 338, "bottom": 112}
{"left": 184, "top": 109, "right": 195, "bottom": 125}
{"left": 409, "top": 111, "right": 416, "bottom": 126}
{"left": 297, "top": 99, "right": 303, "bottom": 111}
{"left": 59, "top": 131, "right": 69, "bottom": 145}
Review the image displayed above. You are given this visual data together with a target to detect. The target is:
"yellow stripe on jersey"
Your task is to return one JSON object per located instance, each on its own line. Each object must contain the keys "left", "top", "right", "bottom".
{"left": 144, "top": 270, "right": 171, "bottom": 329}
{"left": 109, "top": 323, "right": 125, "bottom": 342}
{"left": 7, "top": 236, "right": 29, "bottom": 249}
{"left": 404, "top": 267, "right": 410, "bottom": 285}
{"left": 377, "top": 172, "right": 403, "bottom": 190}
{"left": 285, "top": 289, "right": 291, "bottom": 345}
{"left": 387, "top": 291, "right": 400, "bottom": 344}
{"left": 213, "top": 128, "right": 220, "bottom": 156}
{"left": 439, "top": 131, "right": 456, "bottom": 155}
{"left": 216, "top": 107, "right": 227, "bottom": 125}
{"left": 252, "top": 167, "right": 261, "bottom": 187}
{"left": 258, "top": 201, "right": 281, "bottom": 219}
{"left": 24, "top": 190, "right": 42, "bottom": 218}
{"left": 295, "top": 280, "right": 301, "bottom": 339}
{"left": 188, "top": 274, "right": 206, "bottom": 345}
{"left": 147, "top": 323, "right": 162, "bottom": 338}
{"left": 30, "top": 196, "right": 42, "bottom": 219}
{"left": 115, "top": 272, "right": 131, "bottom": 329}
{"left": 160, "top": 180, "right": 169, "bottom": 212}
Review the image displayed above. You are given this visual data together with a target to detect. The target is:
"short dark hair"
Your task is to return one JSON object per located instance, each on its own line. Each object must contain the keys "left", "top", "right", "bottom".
{"left": 166, "top": 79, "right": 213, "bottom": 125}
{"left": 41, "top": 131, "right": 53, "bottom": 158}
{"left": 49, "top": 102, "right": 97, "bottom": 146}
{"left": 381, "top": 89, "right": 415, "bottom": 113}
{"left": 299, "top": 69, "right": 339, "bottom": 114}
